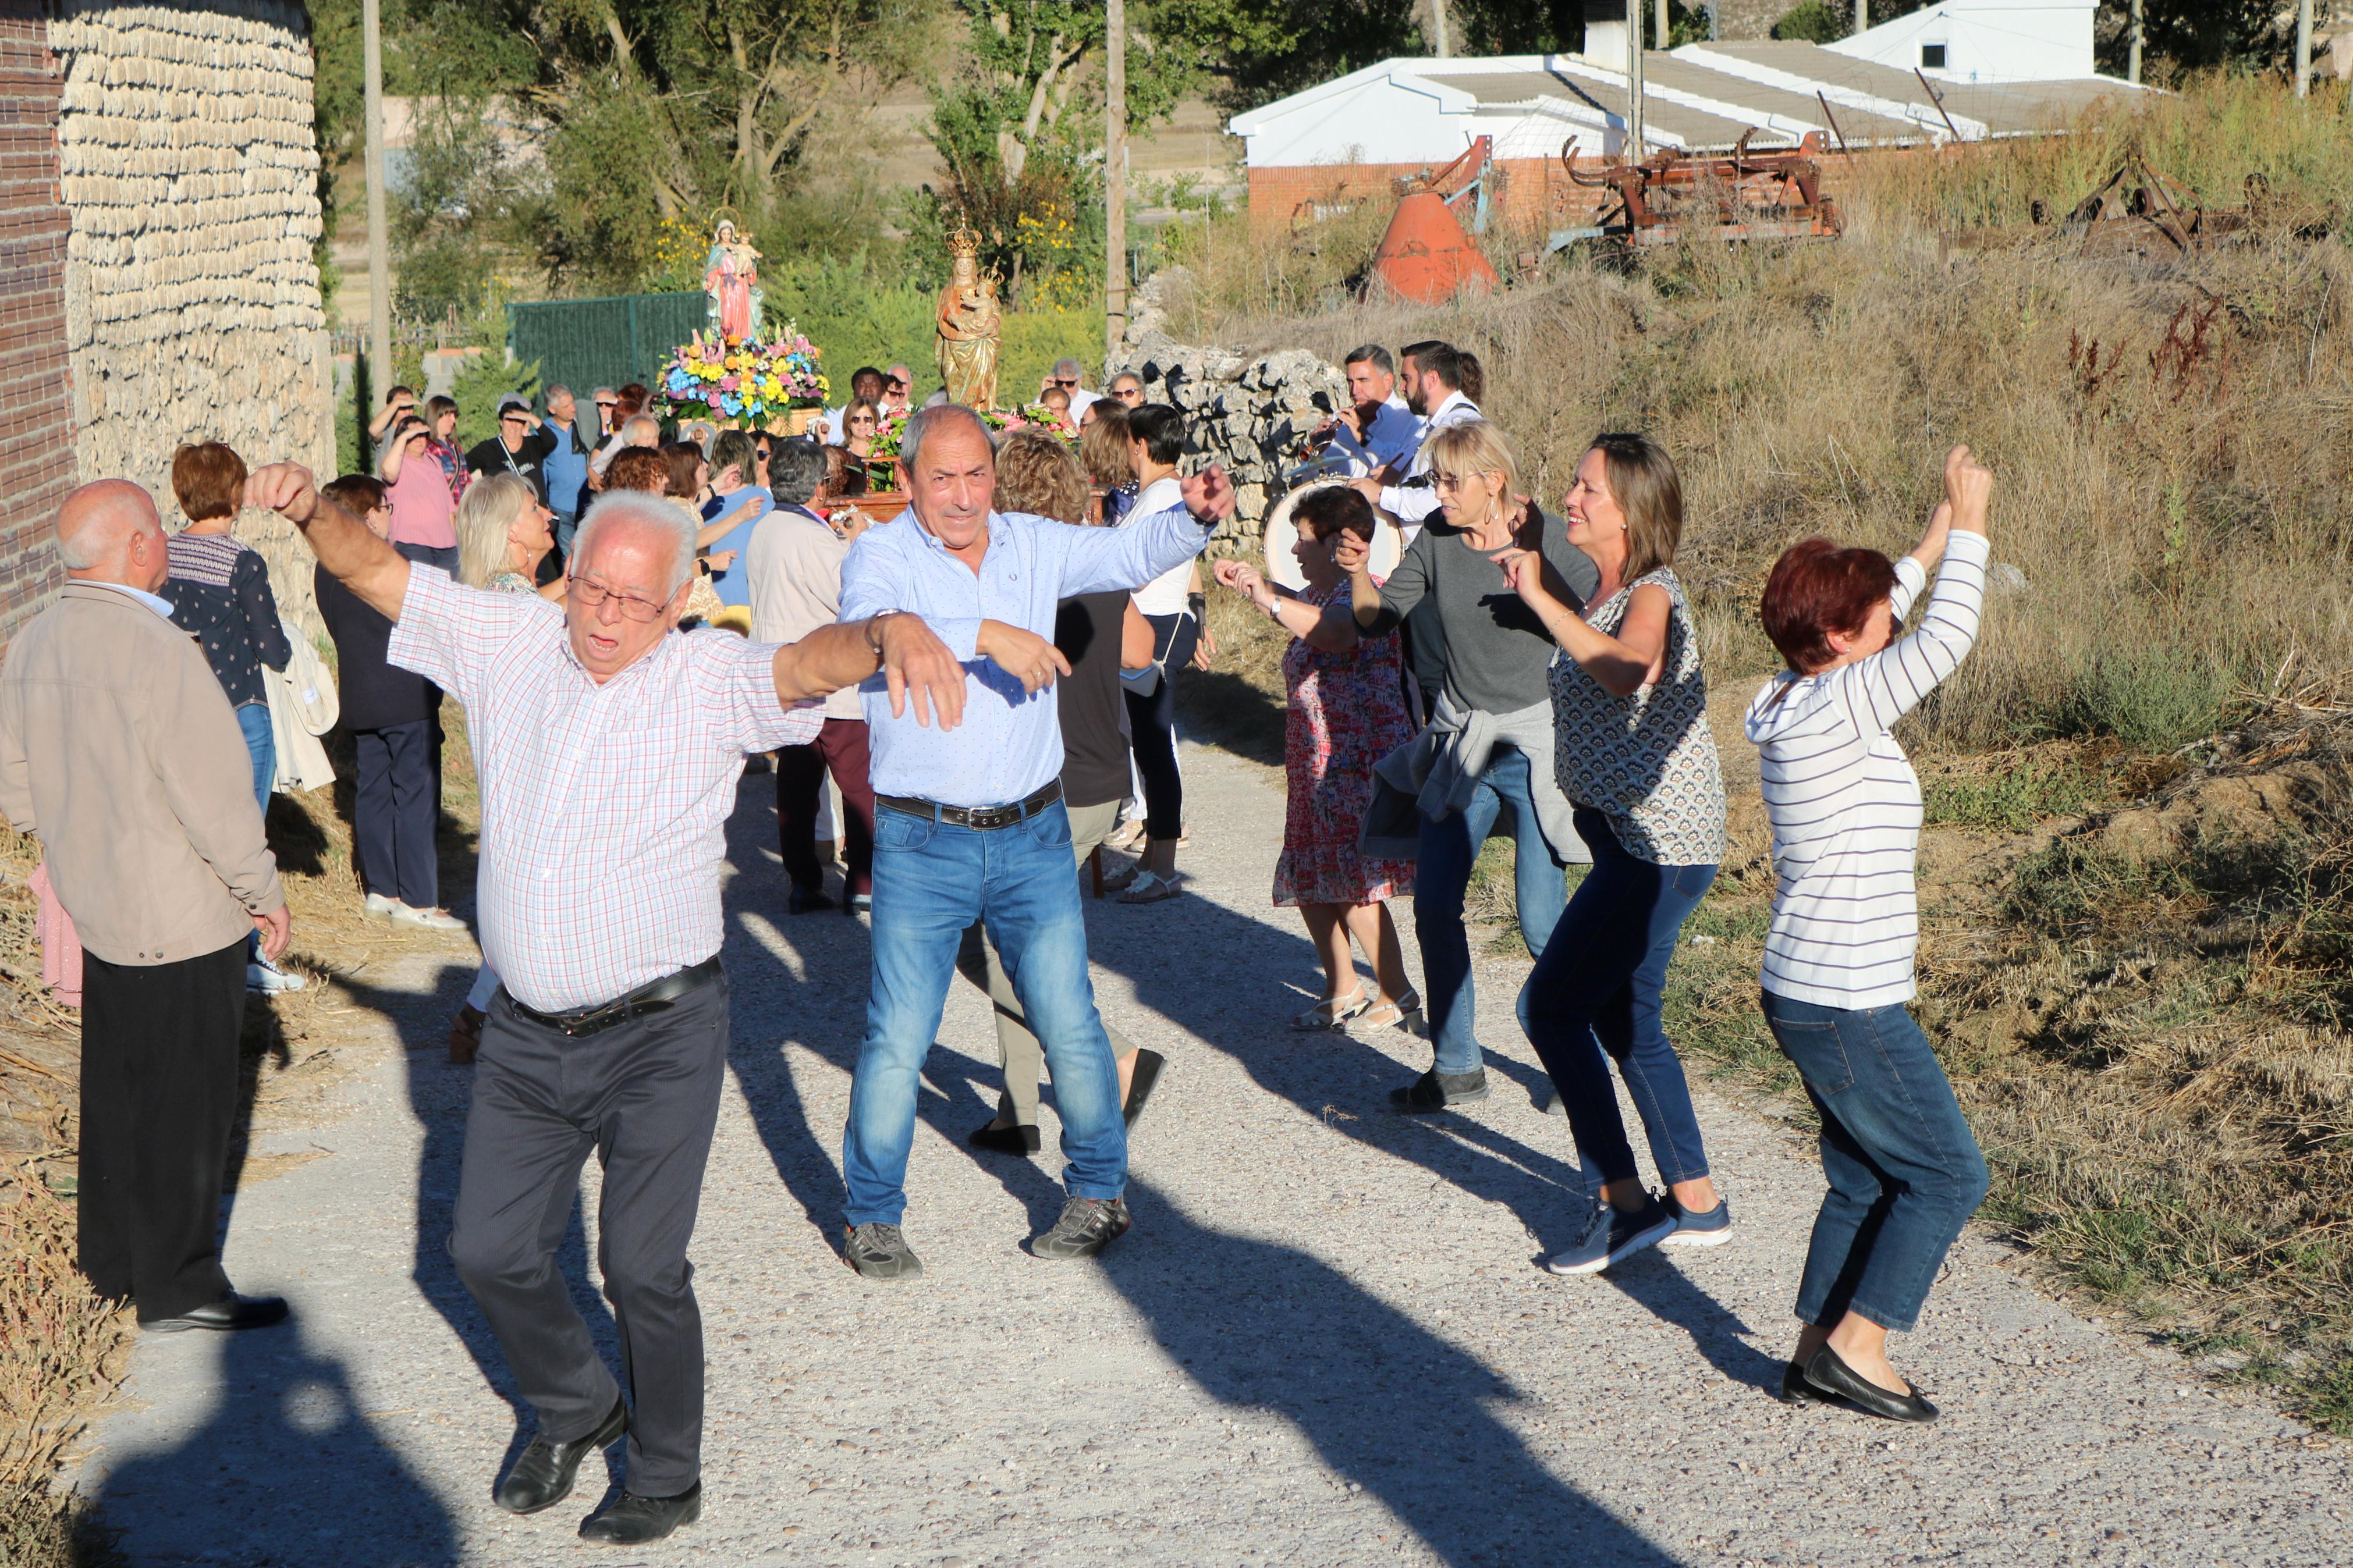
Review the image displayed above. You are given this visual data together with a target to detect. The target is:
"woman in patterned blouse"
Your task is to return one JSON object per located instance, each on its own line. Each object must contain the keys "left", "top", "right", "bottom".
{"left": 1493, "top": 433, "right": 1730, "bottom": 1277}
{"left": 166, "top": 442, "right": 302, "bottom": 996}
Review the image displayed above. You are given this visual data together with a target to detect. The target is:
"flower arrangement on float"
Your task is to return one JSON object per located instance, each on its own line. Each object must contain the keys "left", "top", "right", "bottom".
{"left": 868, "top": 404, "right": 1077, "bottom": 467}
{"left": 655, "top": 326, "right": 829, "bottom": 428}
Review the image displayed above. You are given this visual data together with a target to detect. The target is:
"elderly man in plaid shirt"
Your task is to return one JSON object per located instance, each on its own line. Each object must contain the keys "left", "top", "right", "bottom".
{"left": 247, "top": 462, "right": 964, "bottom": 1547}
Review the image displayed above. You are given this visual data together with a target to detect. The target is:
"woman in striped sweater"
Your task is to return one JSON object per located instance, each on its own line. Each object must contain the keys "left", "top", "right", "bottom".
{"left": 1745, "top": 445, "right": 1995, "bottom": 1423}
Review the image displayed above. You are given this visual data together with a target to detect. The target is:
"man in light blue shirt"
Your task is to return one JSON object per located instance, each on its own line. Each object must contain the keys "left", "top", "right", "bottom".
{"left": 835, "top": 404, "right": 1233, "bottom": 1278}
{"left": 1322, "top": 343, "right": 1422, "bottom": 478}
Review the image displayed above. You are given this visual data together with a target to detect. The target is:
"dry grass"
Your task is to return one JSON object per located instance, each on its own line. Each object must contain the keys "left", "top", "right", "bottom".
{"left": 1163, "top": 74, "right": 2353, "bottom": 758}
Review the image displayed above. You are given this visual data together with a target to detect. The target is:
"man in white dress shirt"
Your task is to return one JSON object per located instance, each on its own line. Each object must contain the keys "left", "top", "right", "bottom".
{"left": 1350, "top": 339, "right": 1481, "bottom": 546}
{"left": 1322, "top": 344, "right": 1422, "bottom": 478}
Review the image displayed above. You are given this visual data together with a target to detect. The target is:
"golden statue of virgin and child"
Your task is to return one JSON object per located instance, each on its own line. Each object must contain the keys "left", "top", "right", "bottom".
{"left": 935, "top": 223, "right": 1002, "bottom": 410}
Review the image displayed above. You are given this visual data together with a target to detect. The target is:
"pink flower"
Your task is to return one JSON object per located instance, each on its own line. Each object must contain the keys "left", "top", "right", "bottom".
{"left": 721, "top": 375, "right": 740, "bottom": 391}
{"left": 704, "top": 390, "right": 723, "bottom": 407}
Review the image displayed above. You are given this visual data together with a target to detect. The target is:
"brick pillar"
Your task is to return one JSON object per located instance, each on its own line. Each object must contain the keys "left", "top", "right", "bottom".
{"left": 0, "top": 1, "right": 73, "bottom": 646}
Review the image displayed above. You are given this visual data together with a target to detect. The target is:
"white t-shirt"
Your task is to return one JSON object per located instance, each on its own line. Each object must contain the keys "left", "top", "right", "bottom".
{"left": 1380, "top": 389, "right": 1481, "bottom": 538}
{"left": 1125, "top": 475, "right": 1193, "bottom": 617}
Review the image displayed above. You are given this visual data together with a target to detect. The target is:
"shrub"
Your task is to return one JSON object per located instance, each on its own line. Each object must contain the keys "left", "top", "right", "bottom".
{"left": 1772, "top": 2, "right": 1847, "bottom": 43}
{"left": 2054, "top": 648, "right": 2237, "bottom": 756}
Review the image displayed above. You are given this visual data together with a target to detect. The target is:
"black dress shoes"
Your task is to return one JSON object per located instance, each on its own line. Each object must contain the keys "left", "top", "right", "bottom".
{"left": 1122, "top": 1048, "right": 1167, "bottom": 1128}
{"left": 787, "top": 885, "right": 836, "bottom": 915}
{"left": 579, "top": 1482, "right": 702, "bottom": 1544}
{"left": 1803, "top": 1345, "right": 1939, "bottom": 1423}
{"left": 968, "top": 1120, "right": 1042, "bottom": 1154}
{"left": 495, "top": 1396, "right": 630, "bottom": 1514}
{"left": 141, "top": 1292, "right": 289, "bottom": 1334}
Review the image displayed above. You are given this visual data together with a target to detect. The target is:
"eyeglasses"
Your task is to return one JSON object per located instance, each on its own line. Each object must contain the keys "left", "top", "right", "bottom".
{"left": 1050, "top": 377, "right": 1077, "bottom": 388}
{"left": 595, "top": 399, "right": 617, "bottom": 410}
{"left": 567, "top": 576, "right": 669, "bottom": 622}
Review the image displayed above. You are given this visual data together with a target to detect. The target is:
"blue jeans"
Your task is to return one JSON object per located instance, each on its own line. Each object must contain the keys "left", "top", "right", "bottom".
{"left": 236, "top": 702, "right": 274, "bottom": 813}
{"left": 553, "top": 513, "right": 578, "bottom": 559}
{"left": 1415, "top": 745, "right": 1567, "bottom": 1076}
{"left": 843, "top": 798, "right": 1126, "bottom": 1225}
{"left": 1526, "top": 810, "right": 1715, "bottom": 1203}
{"left": 1759, "top": 991, "right": 1990, "bottom": 1333}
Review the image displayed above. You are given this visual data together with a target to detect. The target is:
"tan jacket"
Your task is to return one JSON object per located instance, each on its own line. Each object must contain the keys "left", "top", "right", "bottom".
{"left": 746, "top": 505, "right": 863, "bottom": 721}
{"left": 0, "top": 582, "right": 283, "bottom": 965}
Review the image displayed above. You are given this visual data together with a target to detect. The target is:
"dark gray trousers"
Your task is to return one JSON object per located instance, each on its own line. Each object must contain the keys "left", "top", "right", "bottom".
{"left": 447, "top": 973, "right": 727, "bottom": 1496}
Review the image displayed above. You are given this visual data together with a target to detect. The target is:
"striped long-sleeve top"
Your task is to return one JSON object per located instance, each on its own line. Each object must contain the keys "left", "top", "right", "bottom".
{"left": 1744, "top": 530, "right": 1989, "bottom": 1009}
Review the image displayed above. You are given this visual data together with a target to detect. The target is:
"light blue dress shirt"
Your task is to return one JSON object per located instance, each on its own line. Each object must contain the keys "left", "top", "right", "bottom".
{"left": 840, "top": 503, "right": 1213, "bottom": 807}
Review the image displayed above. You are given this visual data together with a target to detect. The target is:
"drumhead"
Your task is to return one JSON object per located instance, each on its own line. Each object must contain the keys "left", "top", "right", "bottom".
{"left": 1262, "top": 479, "right": 1403, "bottom": 591}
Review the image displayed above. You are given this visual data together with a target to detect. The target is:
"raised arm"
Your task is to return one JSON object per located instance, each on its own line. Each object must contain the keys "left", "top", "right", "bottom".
{"left": 1212, "top": 558, "right": 1359, "bottom": 653}
{"left": 1057, "top": 465, "right": 1237, "bottom": 596}
{"left": 1833, "top": 446, "right": 1994, "bottom": 735}
{"left": 1333, "top": 525, "right": 1421, "bottom": 637}
{"left": 247, "top": 463, "right": 413, "bottom": 623}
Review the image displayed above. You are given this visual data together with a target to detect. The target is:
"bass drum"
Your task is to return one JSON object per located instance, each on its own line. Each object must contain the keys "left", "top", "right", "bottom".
{"left": 1262, "top": 478, "right": 1403, "bottom": 591}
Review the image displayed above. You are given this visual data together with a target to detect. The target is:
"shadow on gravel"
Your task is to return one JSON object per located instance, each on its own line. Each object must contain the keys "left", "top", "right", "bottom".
{"left": 1102, "top": 1180, "right": 1680, "bottom": 1567}
{"left": 338, "top": 962, "right": 626, "bottom": 1496}
{"left": 92, "top": 1317, "right": 458, "bottom": 1565}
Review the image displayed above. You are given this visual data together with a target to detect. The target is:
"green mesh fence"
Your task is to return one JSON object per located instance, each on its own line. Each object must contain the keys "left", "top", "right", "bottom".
{"left": 505, "top": 293, "right": 709, "bottom": 400}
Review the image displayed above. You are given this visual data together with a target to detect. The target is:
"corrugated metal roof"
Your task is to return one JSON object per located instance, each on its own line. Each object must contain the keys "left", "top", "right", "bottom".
{"left": 1418, "top": 65, "right": 1770, "bottom": 152}
{"left": 1699, "top": 40, "right": 2135, "bottom": 137}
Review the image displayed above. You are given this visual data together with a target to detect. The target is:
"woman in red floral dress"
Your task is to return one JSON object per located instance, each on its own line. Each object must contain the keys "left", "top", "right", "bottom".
{"left": 1214, "top": 485, "right": 1421, "bottom": 1032}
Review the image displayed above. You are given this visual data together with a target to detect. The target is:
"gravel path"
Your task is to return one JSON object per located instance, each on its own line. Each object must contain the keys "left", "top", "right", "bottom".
{"left": 70, "top": 742, "right": 2353, "bottom": 1567}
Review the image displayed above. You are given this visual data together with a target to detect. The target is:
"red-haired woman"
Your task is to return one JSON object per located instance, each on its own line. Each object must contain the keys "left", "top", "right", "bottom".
{"left": 1745, "top": 445, "right": 1996, "bottom": 1422}
{"left": 166, "top": 442, "right": 300, "bottom": 994}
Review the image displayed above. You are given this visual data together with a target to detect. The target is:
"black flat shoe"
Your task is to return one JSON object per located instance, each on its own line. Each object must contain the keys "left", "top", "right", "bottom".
{"left": 141, "top": 1292, "right": 289, "bottom": 1334}
{"left": 844, "top": 892, "right": 872, "bottom": 915}
{"left": 1803, "top": 1345, "right": 1939, "bottom": 1423}
{"left": 967, "top": 1120, "right": 1042, "bottom": 1154}
{"left": 1777, "top": 1360, "right": 1818, "bottom": 1405}
{"left": 579, "top": 1482, "right": 701, "bottom": 1544}
{"left": 495, "top": 1396, "right": 629, "bottom": 1514}
{"left": 1122, "top": 1048, "right": 1167, "bottom": 1129}
{"left": 1388, "top": 1066, "right": 1489, "bottom": 1112}
{"left": 787, "top": 886, "right": 836, "bottom": 915}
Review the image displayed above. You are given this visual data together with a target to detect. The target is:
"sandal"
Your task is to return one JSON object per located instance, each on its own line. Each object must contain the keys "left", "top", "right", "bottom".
{"left": 1116, "top": 870, "right": 1182, "bottom": 904}
{"left": 1355, "top": 989, "right": 1425, "bottom": 1033}
{"left": 1100, "top": 858, "right": 1142, "bottom": 892}
{"left": 1293, "top": 986, "right": 1370, "bottom": 1031}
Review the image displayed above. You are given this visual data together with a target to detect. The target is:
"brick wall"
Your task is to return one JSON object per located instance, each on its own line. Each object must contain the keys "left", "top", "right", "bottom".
{"left": 0, "top": 2, "right": 74, "bottom": 646}
{"left": 1248, "top": 157, "right": 1617, "bottom": 240}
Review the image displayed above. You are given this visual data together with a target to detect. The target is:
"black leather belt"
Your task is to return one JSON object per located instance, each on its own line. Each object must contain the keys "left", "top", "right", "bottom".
{"left": 876, "top": 778, "right": 1062, "bottom": 831}
{"left": 506, "top": 957, "right": 723, "bottom": 1039}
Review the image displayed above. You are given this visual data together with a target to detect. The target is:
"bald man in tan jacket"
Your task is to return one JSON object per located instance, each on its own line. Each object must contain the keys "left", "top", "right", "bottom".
{"left": 0, "top": 481, "right": 293, "bottom": 1332}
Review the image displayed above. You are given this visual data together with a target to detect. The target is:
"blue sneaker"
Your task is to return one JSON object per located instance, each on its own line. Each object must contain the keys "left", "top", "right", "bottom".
{"left": 1543, "top": 1197, "right": 1677, "bottom": 1275}
{"left": 1662, "top": 1190, "right": 1734, "bottom": 1248}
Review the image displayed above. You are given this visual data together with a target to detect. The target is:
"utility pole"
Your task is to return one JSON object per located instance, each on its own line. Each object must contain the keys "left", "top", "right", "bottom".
{"left": 363, "top": 0, "right": 391, "bottom": 454}
{"left": 1105, "top": 0, "right": 1127, "bottom": 360}
{"left": 1628, "top": 0, "right": 1646, "bottom": 161}
{"left": 2127, "top": 0, "right": 2143, "bottom": 84}
{"left": 1431, "top": 0, "right": 1450, "bottom": 58}
{"left": 1854, "top": 0, "right": 1867, "bottom": 39}
{"left": 2297, "top": 0, "right": 2315, "bottom": 98}
{"left": 1656, "top": 0, "right": 1669, "bottom": 47}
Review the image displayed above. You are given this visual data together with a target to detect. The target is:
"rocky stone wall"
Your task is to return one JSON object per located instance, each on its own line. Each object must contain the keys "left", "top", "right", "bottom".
{"left": 1108, "top": 268, "right": 1347, "bottom": 547}
{"left": 49, "top": 0, "right": 332, "bottom": 633}
{"left": 0, "top": 3, "right": 74, "bottom": 646}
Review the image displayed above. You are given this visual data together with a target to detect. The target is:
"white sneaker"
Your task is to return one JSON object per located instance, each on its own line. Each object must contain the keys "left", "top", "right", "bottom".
{"left": 389, "top": 904, "right": 469, "bottom": 932}
{"left": 247, "top": 957, "right": 306, "bottom": 995}
{"left": 364, "top": 893, "right": 398, "bottom": 920}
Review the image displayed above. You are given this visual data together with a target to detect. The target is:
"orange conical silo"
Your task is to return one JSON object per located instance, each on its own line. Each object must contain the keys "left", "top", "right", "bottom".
{"left": 1367, "top": 191, "right": 1501, "bottom": 305}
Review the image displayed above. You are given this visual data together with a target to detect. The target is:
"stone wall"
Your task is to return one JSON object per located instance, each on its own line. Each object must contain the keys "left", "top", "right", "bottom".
{"left": 0, "top": 3, "right": 74, "bottom": 645}
{"left": 1108, "top": 268, "right": 1347, "bottom": 547}
{"left": 48, "top": 0, "right": 332, "bottom": 632}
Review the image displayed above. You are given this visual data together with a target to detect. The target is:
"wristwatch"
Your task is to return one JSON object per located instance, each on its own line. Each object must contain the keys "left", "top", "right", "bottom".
{"left": 863, "top": 610, "right": 899, "bottom": 660}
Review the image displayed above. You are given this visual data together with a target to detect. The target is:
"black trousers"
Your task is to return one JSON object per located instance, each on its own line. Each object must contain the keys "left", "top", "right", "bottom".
{"left": 79, "top": 938, "right": 247, "bottom": 1322}
{"left": 1124, "top": 610, "right": 1199, "bottom": 840}
{"left": 775, "top": 716, "right": 876, "bottom": 896}
{"left": 447, "top": 973, "right": 729, "bottom": 1496}
{"left": 353, "top": 719, "right": 438, "bottom": 909}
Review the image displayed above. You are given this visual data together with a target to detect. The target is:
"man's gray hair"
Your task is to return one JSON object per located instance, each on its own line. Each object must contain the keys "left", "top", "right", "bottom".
{"left": 1344, "top": 343, "right": 1394, "bottom": 375}
{"left": 898, "top": 403, "right": 994, "bottom": 477}
{"left": 573, "top": 489, "right": 700, "bottom": 596}
{"left": 1052, "top": 357, "right": 1084, "bottom": 378}
{"left": 769, "top": 438, "right": 828, "bottom": 506}
{"left": 620, "top": 414, "right": 662, "bottom": 447}
{"left": 546, "top": 382, "right": 572, "bottom": 402}
{"left": 591, "top": 385, "right": 616, "bottom": 400}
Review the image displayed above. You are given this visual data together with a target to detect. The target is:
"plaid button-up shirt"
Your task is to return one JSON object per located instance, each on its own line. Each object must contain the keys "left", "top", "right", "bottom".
{"left": 388, "top": 567, "right": 822, "bottom": 1011}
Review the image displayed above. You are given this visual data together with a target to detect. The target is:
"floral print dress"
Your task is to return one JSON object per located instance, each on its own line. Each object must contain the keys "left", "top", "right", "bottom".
{"left": 1273, "top": 578, "right": 1418, "bottom": 906}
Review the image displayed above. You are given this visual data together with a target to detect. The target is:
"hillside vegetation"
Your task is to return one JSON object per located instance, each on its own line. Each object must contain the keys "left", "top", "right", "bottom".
{"left": 1174, "top": 75, "right": 2353, "bottom": 1430}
